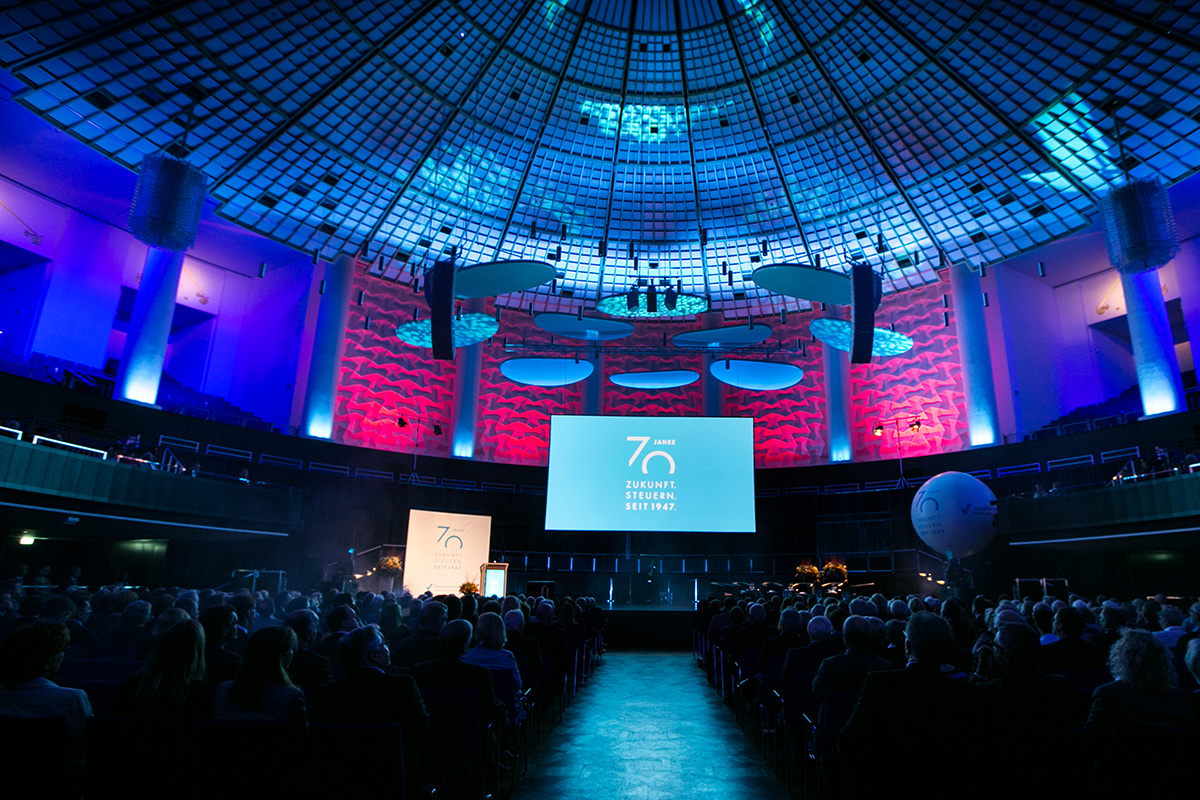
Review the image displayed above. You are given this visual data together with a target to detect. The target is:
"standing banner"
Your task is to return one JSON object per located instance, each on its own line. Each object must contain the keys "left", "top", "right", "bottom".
{"left": 403, "top": 509, "right": 492, "bottom": 595}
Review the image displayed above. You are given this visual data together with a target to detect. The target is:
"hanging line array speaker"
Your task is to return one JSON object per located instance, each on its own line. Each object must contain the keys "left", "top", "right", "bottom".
{"left": 128, "top": 153, "right": 208, "bottom": 251}
{"left": 1100, "top": 178, "right": 1180, "bottom": 275}
{"left": 424, "top": 247, "right": 457, "bottom": 360}
{"left": 850, "top": 262, "right": 882, "bottom": 364}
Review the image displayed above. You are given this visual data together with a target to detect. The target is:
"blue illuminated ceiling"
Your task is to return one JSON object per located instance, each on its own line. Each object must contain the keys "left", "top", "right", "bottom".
{"left": 3, "top": 1, "right": 1200, "bottom": 318}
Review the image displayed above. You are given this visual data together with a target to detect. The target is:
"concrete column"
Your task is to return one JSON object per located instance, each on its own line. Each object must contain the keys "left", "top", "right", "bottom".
{"left": 703, "top": 358, "right": 725, "bottom": 417}
{"left": 115, "top": 247, "right": 185, "bottom": 405}
{"left": 824, "top": 341, "right": 853, "bottom": 462}
{"left": 949, "top": 261, "right": 1000, "bottom": 445}
{"left": 301, "top": 253, "right": 357, "bottom": 438}
{"left": 1122, "top": 268, "right": 1184, "bottom": 416}
{"left": 451, "top": 299, "right": 487, "bottom": 458}
{"left": 584, "top": 348, "right": 604, "bottom": 416}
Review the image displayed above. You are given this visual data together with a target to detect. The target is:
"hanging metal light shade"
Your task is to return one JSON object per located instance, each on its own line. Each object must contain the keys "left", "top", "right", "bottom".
{"left": 1099, "top": 178, "right": 1179, "bottom": 275}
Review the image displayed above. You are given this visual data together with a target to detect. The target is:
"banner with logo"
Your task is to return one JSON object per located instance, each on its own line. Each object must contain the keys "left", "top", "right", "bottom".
{"left": 403, "top": 509, "right": 492, "bottom": 595}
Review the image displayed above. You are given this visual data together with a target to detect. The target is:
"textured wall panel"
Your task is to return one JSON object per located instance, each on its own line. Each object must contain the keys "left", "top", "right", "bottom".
{"left": 334, "top": 272, "right": 967, "bottom": 469}
{"left": 850, "top": 275, "right": 967, "bottom": 462}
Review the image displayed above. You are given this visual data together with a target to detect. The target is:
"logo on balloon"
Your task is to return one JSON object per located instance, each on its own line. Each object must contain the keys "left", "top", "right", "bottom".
{"left": 910, "top": 471, "right": 997, "bottom": 558}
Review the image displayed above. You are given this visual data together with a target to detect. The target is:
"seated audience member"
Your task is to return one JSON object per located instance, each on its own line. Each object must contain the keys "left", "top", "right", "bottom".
{"left": 1032, "top": 602, "right": 1058, "bottom": 645}
{"left": 379, "top": 602, "right": 411, "bottom": 647}
{"left": 64, "top": 595, "right": 97, "bottom": 658}
{"left": 139, "top": 607, "right": 191, "bottom": 659}
{"left": 283, "top": 608, "right": 333, "bottom": 688}
{"left": 839, "top": 613, "right": 979, "bottom": 796}
{"left": 882, "top": 619, "right": 908, "bottom": 669}
{"left": 780, "top": 615, "right": 842, "bottom": 697}
{"left": 213, "top": 626, "right": 305, "bottom": 730}
{"left": 503, "top": 609, "right": 543, "bottom": 695}
{"left": 99, "top": 598, "right": 153, "bottom": 650}
{"left": 811, "top": 614, "right": 892, "bottom": 701}
{"left": 199, "top": 604, "right": 242, "bottom": 685}
{"left": 227, "top": 594, "right": 257, "bottom": 653}
{"left": 1043, "top": 606, "right": 1105, "bottom": 673}
{"left": 312, "top": 625, "right": 429, "bottom": 799}
{"left": 526, "top": 600, "right": 570, "bottom": 684}
{"left": 390, "top": 601, "right": 447, "bottom": 671}
{"left": 0, "top": 622, "right": 93, "bottom": 770}
{"left": 1153, "top": 605, "right": 1187, "bottom": 650}
{"left": 1090, "top": 604, "right": 1128, "bottom": 655}
{"left": 1087, "top": 628, "right": 1195, "bottom": 735}
{"left": 758, "top": 607, "right": 808, "bottom": 674}
{"left": 1186, "top": 639, "right": 1200, "bottom": 717}
{"left": 313, "top": 605, "right": 359, "bottom": 662}
{"left": 118, "top": 619, "right": 212, "bottom": 720}
{"left": 976, "top": 622, "right": 1077, "bottom": 731}
{"left": 412, "top": 619, "right": 506, "bottom": 728}
{"left": 463, "top": 612, "right": 522, "bottom": 723}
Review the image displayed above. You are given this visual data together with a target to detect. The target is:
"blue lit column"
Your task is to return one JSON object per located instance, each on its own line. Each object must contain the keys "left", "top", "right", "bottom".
{"left": 949, "top": 260, "right": 999, "bottom": 445}
{"left": 301, "top": 253, "right": 356, "bottom": 438}
{"left": 1122, "top": 268, "right": 1185, "bottom": 416}
{"left": 116, "top": 247, "right": 186, "bottom": 405}
{"left": 584, "top": 349, "right": 604, "bottom": 416}
{"left": 703, "top": 357, "right": 725, "bottom": 417}
{"left": 824, "top": 341, "right": 853, "bottom": 462}
{"left": 451, "top": 299, "right": 486, "bottom": 458}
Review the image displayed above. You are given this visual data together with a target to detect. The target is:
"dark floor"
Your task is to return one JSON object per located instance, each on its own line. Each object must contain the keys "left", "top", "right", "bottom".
{"left": 510, "top": 651, "right": 791, "bottom": 800}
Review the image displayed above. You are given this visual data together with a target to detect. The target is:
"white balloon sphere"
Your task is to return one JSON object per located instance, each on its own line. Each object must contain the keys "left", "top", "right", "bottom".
{"left": 910, "top": 471, "right": 998, "bottom": 559}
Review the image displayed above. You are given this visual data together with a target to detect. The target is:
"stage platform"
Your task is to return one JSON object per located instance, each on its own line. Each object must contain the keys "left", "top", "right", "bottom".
{"left": 602, "top": 603, "right": 694, "bottom": 650}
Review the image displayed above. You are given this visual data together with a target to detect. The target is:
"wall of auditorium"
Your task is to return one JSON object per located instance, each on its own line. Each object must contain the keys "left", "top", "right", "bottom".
{"left": 333, "top": 269, "right": 969, "bottom": 468}
{"left": 0, "top": 166, "right": 318, "bottom": 430}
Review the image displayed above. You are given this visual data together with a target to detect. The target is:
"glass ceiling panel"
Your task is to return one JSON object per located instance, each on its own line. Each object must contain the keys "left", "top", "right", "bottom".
{"left": 4, "top": 0, "right": 1200, "bottom": 313}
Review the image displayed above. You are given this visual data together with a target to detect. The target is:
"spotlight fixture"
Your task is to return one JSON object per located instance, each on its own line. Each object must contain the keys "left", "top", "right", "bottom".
{"left": 873, "top": 423, "right": 884, "bottom": 437}
{"left": 432, "top": 423, "right": 443, "bottom": 435}
{"left": 646, "top": 283, "right": 658, "bottom": 313}
{"left": 664, "top": 284, "right": 677, "bottom": 311}
{"left": 626, "top": 286, "right": 639, "bottom": 310}
{"left": 397, "top": 417, "right": 408, "bottom": 428}
{"left": 909, "top": 418, "right": 922, "bottom": 432}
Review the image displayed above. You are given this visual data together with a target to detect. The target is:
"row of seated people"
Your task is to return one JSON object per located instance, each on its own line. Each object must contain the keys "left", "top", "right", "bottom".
{"left": 0, "top": 587, "right": 606, "bottom": 800}
{"left": 695, "top": 590, "right": 1200, "bottom": 800}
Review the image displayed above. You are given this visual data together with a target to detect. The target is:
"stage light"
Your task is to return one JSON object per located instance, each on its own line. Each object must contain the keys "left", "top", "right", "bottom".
{"left": 19, "top": 535, "right": 35, "bottom": 545}
{"left": 397, "top": 417, "right": 408, "bottom": 428}
{"left": 432, "top": 423, "right": 443, "bottom": 435}
{"left": 873, "top": 423, "right": 884, "bottom": 437}
{"left": 909, "top": 418, "right": 922, "bottom": 432}
{"left": 626, "top": 286, "right": 639, "bottom": 310}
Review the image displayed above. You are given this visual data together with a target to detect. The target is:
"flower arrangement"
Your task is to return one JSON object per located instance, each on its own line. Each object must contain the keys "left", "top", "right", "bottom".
{"left": 459, "top": 581, "right": 478, "bottom": 595}
{"left": 795, "top": 562, "right": 820, "bottom": 583}
{"left": 820, "top": 560, "right": 848, "bottom": 585}
{"left": 376, "top": 556, "right": 403, "bottom": 576}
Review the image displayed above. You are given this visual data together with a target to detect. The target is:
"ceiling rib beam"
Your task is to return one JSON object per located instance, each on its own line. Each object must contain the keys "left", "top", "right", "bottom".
{"left": 673, "top": 0, "right": 712, "bottom": 301}
{"left": 714, "top": 0, "right": 807, "bottom": 248}
{"left": 864, "top": 0, "right": 1098, "bottom": 205}
{"left": 768, "top": 0, "right": 943, "bottom": 267}
{"left": 3, "top": 1, "right": 195, "bottom": 73}
{"left": 488, "top": 0, "right": 597, "bottom": 270}
{"left": 592, "top": 0, "right": 641, "bottom": 302}
{"left": 358, "top": 0, "right": 543, "bottom": 254}
{"left": 208, "top": 0, "right": 449, "bottom": 193}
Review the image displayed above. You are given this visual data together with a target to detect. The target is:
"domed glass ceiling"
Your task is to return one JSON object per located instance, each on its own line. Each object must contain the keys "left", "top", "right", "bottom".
{"left": 3, "top": 1, "right": 1199, "bottom": 318}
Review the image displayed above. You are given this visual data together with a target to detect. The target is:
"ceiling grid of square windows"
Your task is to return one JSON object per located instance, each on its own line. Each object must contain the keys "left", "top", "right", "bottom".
{"left": 3, "top": 0, "right": 1200, "bottom": 315}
